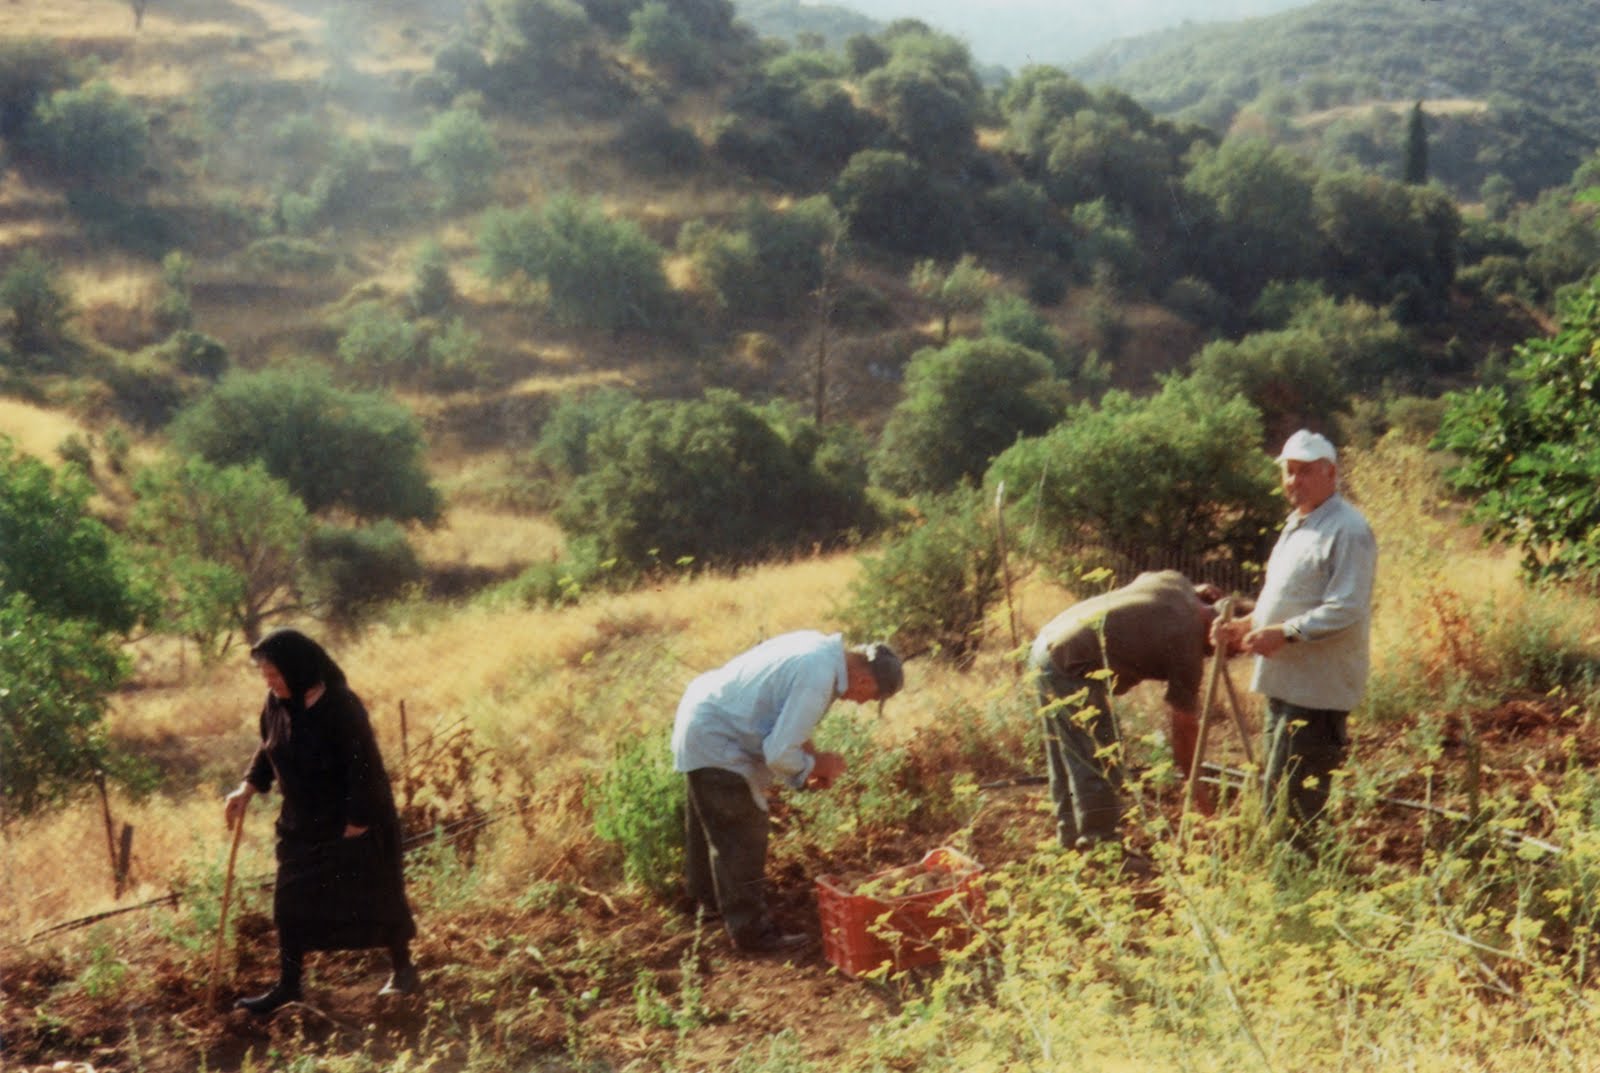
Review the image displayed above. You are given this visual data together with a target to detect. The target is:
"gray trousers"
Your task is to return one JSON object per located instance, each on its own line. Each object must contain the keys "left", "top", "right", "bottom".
{"left": 684, "top": 768, "right": 771, "bottom": 947}
{"left": 1036, "top": 666, "right": 1125, "bottom": 847}
{"left": 1262, "top": 697, "right": 1349, "bottom": 837}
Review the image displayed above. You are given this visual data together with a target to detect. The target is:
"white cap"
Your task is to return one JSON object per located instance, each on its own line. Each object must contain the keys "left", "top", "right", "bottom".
{"left": 1277, "top": 429, "right": 1337, "bottom": 464}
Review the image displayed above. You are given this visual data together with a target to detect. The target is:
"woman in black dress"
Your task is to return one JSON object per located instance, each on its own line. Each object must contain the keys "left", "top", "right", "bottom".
{"left": 223, "top": 628, "right": 419, "bottom": 1014}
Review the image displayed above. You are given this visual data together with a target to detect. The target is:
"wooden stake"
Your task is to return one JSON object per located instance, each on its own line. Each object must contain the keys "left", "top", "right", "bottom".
{"left": 207, "top": 800, "right": 247, "bottom": 1010}
{"left": 1180, "top": 598, "right": 1233, "bottom": 845}
{"left": 1219, "top": 663, "right": 1256, "bottom": 766}
{"left": 95, "top": 773, "right": 120, "bottom": 899}
{"left": 994, "top": 482, "right": 1020, "bottom": 670}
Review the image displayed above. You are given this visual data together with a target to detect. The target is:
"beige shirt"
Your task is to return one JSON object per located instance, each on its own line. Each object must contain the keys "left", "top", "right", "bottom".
{"left": 1030, "top": 570, "right": 1209, "bottom": 711}
{"left": 1250, "top": 494, "right": 1377, "bottom": 712}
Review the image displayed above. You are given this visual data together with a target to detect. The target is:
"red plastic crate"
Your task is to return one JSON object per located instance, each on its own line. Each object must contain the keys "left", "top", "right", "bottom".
{"left": 815, "top": 847, "right": 984, "bottom": 978}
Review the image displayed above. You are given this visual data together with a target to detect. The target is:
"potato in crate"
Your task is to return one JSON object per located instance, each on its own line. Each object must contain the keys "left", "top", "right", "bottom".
{"left": 815, "top": 847, "right": 983, "bottom": 978}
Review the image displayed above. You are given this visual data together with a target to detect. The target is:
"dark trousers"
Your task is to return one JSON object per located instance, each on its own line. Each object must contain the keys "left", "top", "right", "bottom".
{"left": 684, "top": 768, "right": 771, "bottom": 947}
{"left": 1262, "top": 697, "right": 1349, "bottom": 837}
{"left": 1036, "top": 666, "right": 1124, "bottom": 847}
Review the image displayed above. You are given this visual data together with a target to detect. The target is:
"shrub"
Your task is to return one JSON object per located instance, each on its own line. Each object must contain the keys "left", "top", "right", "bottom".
{"left": 626, "top": 1, "right": 711, "bottom": 83}
{"left": 557, "top": 390, "right": 872, "bottom": 573}
{"left": 1187, "top": 327, "right": 1350, "bottom": 446}
{"left": 129, "top": 456, "right": 308, "bottom": 652}
{"left": 0, "top": 38, "right": 77, "bottom": 141}
{"left": 1162, "top": 275, "right": 1232, "bottom": 333}
{"left": 1438, "top": 278, "right": 1600, "bottom": 583}
{"left": 532, "top": 386, "right": 638, "bottom": 479}
{"left": 679, "top": 196, "right": 842, "bottom": 320}
{"left": 0, "top": 249, "right": 72, "bottom": 360}
{"left": 837, "top": 486, "right": 1003, "bottom": 666}
{"left": 0, "top": 438, "right": 142, "bottom": 636}
{"left": 424, "top": 316, "right": 488, "bottom": 390}
{"left": 412, "top": 107, "right": 500, "bottom": 211}
{"left": 66, "top": 190, "right": 180, "bottom": 258}
{"left": 240, "top": 236, "right": 338, "bottom": 276}
{"left": 981, "top": 292, "right": 1066, "bottom": 373}
{"left": 590, "top": 728, "right": 684, "bottom": 897}
{"left": 170, "top": 365, "right": 442, "bottom": 523}
{"left": 871, "top": 337, "right": 1058, "bottom": 496}
{"left": 0, "top": 593, "right": 129, "bottom": 816}
{"left": 153, "top": 252, "right": 194, "bottom": 334}
{"left": 337, "top": 301, "right": 422, "bottom": 386}
{"left": 150, "top": 329, "right": 228, "bottom": 380}
{"left": 304, "top": 521, "right": 422, "bottom": 629}
{"left": 409, "top": 240, "right": 458, "bottom": 317}
{"left": 610, "top": 105, "right": 703, "bottom": 174}
{"left": 102, "top": 350, "right": 195, "bottom": 430}
{"left": 987, "top": 378, "right": 1281, "bottom": 581}
{"left": 831, "top": 149, "right": 964, "bottom": 258}
{"left": 22, "top": 81, "right": 148, "bottom": 189}
{"left": 478, "top": 195, "right": 676, "bottom": 331}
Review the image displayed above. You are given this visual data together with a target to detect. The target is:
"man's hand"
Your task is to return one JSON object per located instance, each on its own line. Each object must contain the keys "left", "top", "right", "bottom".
{"left": 1212, "top": 616, "right": 1249, "bottom": 655}
{"left": 1242, "top": 626, "right": 1290, "bottom": 658}
{"left": 805, "top": 750, "right": 846, "bottom": 790}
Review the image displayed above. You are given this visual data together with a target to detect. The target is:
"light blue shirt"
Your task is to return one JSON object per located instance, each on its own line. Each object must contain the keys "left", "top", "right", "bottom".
{"left": 671, "top": 631, "right": 850, "bottom": 810}
{"left": 1250, "top": 493, "right": 1378, "bottom": 712}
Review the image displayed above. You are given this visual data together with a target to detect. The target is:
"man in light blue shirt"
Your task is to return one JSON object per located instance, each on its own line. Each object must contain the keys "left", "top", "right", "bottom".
{"left": 672, "top": 631, "right": 903, "bottom": 952}
{"left": 1219, "top": 429, "right": 1377, "bottom": 846}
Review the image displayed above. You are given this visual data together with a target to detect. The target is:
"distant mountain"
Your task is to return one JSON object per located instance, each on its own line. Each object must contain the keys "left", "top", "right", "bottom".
{"left": 735, "top": 0, "right": 880, "bottom": 51}
{"left": 1072, "top": 0, "right": 1600, "bottom": 200}
{"left": 736, "top": 0, "right": 1314, "bottom": 71}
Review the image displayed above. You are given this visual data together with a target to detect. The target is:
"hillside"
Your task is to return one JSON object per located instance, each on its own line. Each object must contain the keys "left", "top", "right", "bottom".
{"left": 11, "top": 2, "right": 1600, "bottom": 1069}
{"left": 1073, "top": 0, "right": 1600, "bottom": 199}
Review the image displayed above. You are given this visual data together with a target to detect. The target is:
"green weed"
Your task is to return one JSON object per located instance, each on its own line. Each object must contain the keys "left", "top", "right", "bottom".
{"left": 589, "top": 728, "right": 685, "bottom": 898}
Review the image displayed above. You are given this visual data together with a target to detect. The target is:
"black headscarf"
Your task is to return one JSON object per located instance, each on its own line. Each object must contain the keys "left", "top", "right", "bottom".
{"left": 251, "top": 628, "right": 348, "bottom": 713}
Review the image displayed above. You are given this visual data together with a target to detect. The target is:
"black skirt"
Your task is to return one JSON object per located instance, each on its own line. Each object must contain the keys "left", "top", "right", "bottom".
{"left": 274, "top": 827, "right": 416, "bottom": 952}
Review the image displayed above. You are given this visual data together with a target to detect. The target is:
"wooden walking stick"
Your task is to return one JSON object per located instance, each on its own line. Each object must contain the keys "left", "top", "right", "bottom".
{"left": 207, "top": 799, "right": 247, "bottom": 1009}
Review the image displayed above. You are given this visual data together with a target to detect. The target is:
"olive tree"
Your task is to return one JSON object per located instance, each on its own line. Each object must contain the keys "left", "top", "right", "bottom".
{"left": 872, "top": 337, "right": 1058, "bottom": 496}
{"left": 169, "top": 366, "right": 441, "bottom": 523}
{"left": 1437, "top": 278, "right": 1600, "bottom": 583}
{"left": 479, "top": 194, "right": 676, "bottom": 331}
{"left": 23, "top": 80, "right": 148, "bottom": 189}
{"left": 1, "top": 594, "right": 129, "bottom": 817}
{"left": 0, "top": 436, "right": 139, "bottom": 816}
{"left": 987, "top": 378, "right": 1280, "bottom": 577}
{"left": 0, "top": 437, "right": 139, "bottom": 633}
{"left": 130, "top": 456, "right": 308, "bottom": 651}
{"left": 412, "top": 107, "right": 500, "bottom": 211}
{"left": 558, "top": 391, "right": 874, "bottom": 573}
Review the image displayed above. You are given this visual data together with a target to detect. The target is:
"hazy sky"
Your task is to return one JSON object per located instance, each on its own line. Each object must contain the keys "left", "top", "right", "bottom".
{"left": 823, "top": 0, "right": 1318, "bottom": 69}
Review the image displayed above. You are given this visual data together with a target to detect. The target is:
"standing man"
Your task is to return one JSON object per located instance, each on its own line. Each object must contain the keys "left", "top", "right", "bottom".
{"left": 671, "top": 631, "right": 903, "bottom": 953}
{"left": 1028, "top": 570, "right": 1233, "bottom": 850}
{"left": 1219, "top": 429, "right": 1377, "bottom": 845}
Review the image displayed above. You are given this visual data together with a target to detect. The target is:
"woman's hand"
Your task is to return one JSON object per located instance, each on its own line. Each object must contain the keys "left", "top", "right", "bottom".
{"left": 343, "top": 823, "right": 370, "bottom": 838}
{"left": 223, "top": 782, "right": 255, "bottom": 830}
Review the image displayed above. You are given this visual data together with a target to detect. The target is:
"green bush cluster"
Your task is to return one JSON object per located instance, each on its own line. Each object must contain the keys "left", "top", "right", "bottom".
{"left": 590, "top": 728, "right": 685, "bottom": 896}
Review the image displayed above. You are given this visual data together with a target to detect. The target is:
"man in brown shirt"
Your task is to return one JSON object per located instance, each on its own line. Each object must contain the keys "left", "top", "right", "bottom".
{"left": 1028, "top": 570, "right": 1229, "bottom": 848}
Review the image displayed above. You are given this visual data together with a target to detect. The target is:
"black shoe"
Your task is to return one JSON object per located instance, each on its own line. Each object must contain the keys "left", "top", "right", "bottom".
{"left": 379, "top": 964, "right": 423, "bottom": 997}
{"left": 235, "top": 981, "right": 302, "bottom": 1015}
{"left": 738, "top": 927, "right": 810, "bottom": 954}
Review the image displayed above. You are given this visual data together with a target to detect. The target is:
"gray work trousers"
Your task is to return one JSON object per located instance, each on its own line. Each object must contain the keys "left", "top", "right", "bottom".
{"left": 683, "top": 767, "right": 771, "bottom": 947}
{"left": 1262, "top": 697, "right": 1349, "bottom": 837}
{"left": 1036, "top": 665, "right": 1125, "bottom": 847}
